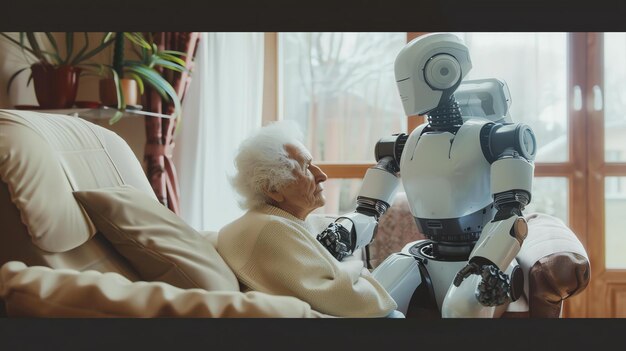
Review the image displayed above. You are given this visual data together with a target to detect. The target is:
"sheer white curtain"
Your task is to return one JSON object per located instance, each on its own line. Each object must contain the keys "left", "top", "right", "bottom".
{"left": 174, "top": 32, "right": 264, "bottom": 231}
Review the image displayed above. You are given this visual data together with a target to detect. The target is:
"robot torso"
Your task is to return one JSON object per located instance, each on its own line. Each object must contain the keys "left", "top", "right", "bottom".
{"left": 399, "top": 118, "right": 496, "bottom": 244}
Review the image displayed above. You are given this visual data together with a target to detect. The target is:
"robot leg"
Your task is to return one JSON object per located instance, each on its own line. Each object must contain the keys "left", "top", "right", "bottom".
{"left": 372, "top": 248, "right": 440, "bottom": 318}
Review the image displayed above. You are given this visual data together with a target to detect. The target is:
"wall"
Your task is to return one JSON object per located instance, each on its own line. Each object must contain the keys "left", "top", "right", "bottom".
{"left": 0, "top": 33, "right": 38, "bottom": 107}
{"left": 0, "top": 32, "right": 146, "bottom": 165}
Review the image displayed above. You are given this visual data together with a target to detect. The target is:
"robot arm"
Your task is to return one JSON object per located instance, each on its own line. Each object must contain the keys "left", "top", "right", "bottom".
{"left": 443, "top": 123, "right": 537, "bottom": 316}
{"left": 317, "top": 154, "right": 401, "bottom": 261}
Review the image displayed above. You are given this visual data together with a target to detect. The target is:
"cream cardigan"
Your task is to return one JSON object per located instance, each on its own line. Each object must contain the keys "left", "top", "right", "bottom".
{"left": 217, "top": 205, "right": 397, "bottom": 317}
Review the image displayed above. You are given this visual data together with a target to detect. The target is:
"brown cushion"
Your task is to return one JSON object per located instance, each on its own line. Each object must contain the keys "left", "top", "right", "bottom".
{"left": 527, "top": 252, "right": 590, "bottom": 318}
{"left": 73, "top": 185, "right": 240, "bottom": 291}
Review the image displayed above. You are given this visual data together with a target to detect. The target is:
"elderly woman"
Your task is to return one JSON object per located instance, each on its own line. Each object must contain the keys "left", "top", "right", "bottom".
{"left": 217, "top": 121, "right": 398, "bottom": 318}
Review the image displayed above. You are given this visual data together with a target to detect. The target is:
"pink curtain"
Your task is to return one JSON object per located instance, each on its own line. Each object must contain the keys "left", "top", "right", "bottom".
{"left": 142, "top": 32, "right": 200, "bottom": 214}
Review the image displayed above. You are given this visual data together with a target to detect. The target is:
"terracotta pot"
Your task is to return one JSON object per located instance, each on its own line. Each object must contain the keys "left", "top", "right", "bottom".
{"left": 31, "top": 63, "right": 81, "bottom": 109}
{"left": 99, "top": 78, "right": 138, "bottom": 107}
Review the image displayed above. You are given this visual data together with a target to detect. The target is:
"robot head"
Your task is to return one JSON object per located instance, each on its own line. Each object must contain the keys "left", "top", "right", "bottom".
{"left": 394, "top": 33, "right": 472, "bottom": 116}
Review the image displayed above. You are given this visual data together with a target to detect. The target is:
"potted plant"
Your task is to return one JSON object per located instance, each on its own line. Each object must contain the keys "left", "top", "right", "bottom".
{"left": 0, "top": 32, "right": 115, "bottom": 109}
{"left": 98, "top": 32, "right": 188, "bottom": 124}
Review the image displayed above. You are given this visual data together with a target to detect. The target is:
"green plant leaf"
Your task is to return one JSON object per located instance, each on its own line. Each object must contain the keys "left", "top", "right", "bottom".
{"left": 18, "top": 32, "right": 36, "bottom": 64}
{"left": 102, "top": 32, "right": 115, "bottom": 44}
{"left": 65, "top": 32, "right": 74, "bottom": 64}
{"left": 111, "top": 69, "right": 126, "bottom": 111}
{"left": 125, "top": 71, "right": 145, "bottom": 95}
{"left": 152, "top": 58, "right": 186, "bottom": 72}
{"left": 6, "top": 66, "right": 30, "bottom": 94}
{"left": 70, "top": 32, "right": 89, "bottom": 65}
{"left": 161, "top": 50, "right": 187, "bottom": 57}
{"left": 127, "top": 65, "right": 181, "bottom": 118}
{"left": 141, "top": 47, "right": 149, "bottom": 65}
{"left": 71, "top": 33, "right": 115, "bottom": 66}
{"left": 127, "top": 66, "right": 168, "bottom": 98}
{"left": 147, "top": 53, "right": 157, "bottom": 68}
{"left": 158, "top": 53, "right": 187, "bottom": 68}
{"left": 109, "top": 111, "right": 124, "bottom": 125}
{"left": 44, "top": 32, "right": 59, "bottom": 56}
{"left": 124, "top": 32, "right": 151, "bottom": 49}
{"left": 26, "top": 72, "right": 33, "bottom": 87}
{"left": 38, "top": 49, "right": 62, "bottom": 65}
{"left": 26, "top": 32, "right": 45, "bottom": 62}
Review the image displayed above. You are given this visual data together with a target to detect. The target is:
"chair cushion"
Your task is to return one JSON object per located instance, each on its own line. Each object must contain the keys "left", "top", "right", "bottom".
{"left": 0, "top": 261, "right": 326, "bottom": 318}
{"left": 73, "top": 185, "right": 239, "bottom": 291}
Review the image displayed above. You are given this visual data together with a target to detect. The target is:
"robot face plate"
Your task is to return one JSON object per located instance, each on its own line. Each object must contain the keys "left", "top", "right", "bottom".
{"left": 394, "top": 33, "right": 472, "bottom": 116}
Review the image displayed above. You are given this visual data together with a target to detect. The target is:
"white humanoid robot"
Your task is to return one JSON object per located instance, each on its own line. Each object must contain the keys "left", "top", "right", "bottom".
{"left": 316, "top": 33, "right": 537, "bottom": 318}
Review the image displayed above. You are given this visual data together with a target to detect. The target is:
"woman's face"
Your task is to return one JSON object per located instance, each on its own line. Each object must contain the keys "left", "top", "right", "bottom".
{"left": 274, "top": 143, "right": 328, "bottom": 220}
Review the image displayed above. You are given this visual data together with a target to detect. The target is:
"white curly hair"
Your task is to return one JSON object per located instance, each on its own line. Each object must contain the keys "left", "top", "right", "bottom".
{"left": 230, "top": 120, "right": 306, "bottom": 210}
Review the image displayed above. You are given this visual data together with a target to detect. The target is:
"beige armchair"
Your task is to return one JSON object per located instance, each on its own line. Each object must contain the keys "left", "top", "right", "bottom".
{"left": 0, "top": 109, "right": 590, "bottom": 318}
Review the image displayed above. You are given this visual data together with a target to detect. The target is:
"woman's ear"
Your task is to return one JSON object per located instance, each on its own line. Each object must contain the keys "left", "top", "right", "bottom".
{"left": 263, "top": 185, "right": 284, "bottom": 203}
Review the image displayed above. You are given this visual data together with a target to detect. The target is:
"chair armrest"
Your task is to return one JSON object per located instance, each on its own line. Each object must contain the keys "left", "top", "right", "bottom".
{"left": 526, "top": 252, "right": 589, "bottom": 317}
{"left": 516, "top": 213, "right": 591, "bottom": 317}
{"left": 0, "top": 261, "right": 330, "bottom": 318}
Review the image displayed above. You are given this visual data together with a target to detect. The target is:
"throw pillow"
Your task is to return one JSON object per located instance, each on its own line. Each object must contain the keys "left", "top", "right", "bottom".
{"left": 73, "top": 185, "right": 239, "bottom": 291}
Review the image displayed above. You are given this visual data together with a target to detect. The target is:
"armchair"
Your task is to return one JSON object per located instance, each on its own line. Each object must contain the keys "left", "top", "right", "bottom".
{"left": 0, "top": 109, "right": 590, "bottom": 318}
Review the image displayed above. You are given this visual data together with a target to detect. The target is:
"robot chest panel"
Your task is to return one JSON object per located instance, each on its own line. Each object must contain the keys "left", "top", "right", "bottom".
{"left": 415, "top": 133, "right": 487, "bottom": 177}
{"left": 401, "top": 123, "right": 492, "bottom": 218}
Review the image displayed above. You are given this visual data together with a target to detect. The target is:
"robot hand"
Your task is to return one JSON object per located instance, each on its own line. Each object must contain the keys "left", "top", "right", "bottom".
{"left": 453, "top": 260, "right": 514, "bottom": 306}
{"left": 316, "top": 213, "right": 378, "bottom": 261}
{"left": 317, "top": 220, "right": 354, "bottom": 261}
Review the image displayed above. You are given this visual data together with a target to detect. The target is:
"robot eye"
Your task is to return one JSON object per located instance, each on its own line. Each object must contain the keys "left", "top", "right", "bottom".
{"left": 424, "top": 54, "right": 462, "bottom": 90}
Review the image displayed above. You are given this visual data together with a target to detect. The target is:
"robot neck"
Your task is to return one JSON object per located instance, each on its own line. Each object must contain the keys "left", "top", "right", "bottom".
{"left": 426, "top": 95, "right": 463, "bottom": 131}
